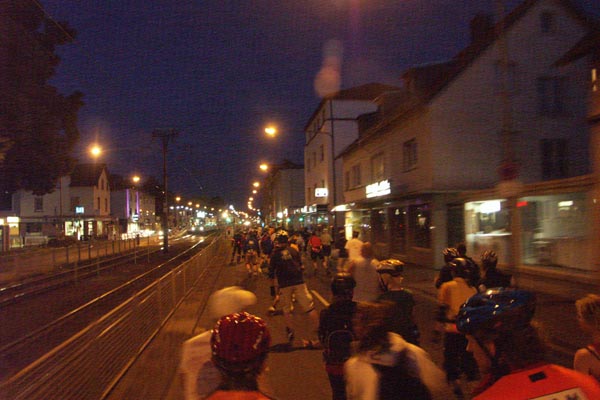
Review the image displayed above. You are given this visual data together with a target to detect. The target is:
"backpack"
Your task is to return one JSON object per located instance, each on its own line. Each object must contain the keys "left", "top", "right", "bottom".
{"left": 320, "top": 303, "right": 356, "bottom": 365}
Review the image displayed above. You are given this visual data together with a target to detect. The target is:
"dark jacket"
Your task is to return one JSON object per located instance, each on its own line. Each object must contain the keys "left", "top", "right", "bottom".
{"left": 269, "top": 245, "right": 304, "bottom": 288}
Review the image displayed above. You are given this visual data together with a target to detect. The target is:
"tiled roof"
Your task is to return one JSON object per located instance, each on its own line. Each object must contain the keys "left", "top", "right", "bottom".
{"left": 69, "top": 163, "right": 107, "bottom": 187}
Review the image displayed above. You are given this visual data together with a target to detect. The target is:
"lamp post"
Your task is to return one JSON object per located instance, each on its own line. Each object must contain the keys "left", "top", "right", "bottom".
{"left": 152, "top": 128, "right": 178, "bottom": 253}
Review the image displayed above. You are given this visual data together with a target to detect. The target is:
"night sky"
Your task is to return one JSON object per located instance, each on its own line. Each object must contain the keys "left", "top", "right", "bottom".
{"left": 41, "top": 0, "right": 600, "bottom": 209}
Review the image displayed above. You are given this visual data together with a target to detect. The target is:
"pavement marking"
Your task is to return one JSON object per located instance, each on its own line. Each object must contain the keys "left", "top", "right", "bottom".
{"left": 311, "top": 289, "right": 330, "bottom": 307}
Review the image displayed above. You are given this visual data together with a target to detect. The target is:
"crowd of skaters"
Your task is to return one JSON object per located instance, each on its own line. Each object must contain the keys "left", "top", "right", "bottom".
{"left": 180, "top": 227, "right": 600, "bottom": 399}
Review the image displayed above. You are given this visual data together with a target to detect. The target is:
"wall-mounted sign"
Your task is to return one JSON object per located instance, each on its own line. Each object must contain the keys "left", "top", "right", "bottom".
{"left": 315, "top": 188, "right": 328, "bottom": 198}
{"left": 131, "top": 214, "right": 139, "bottom": 222}
{"left": 366, "top": 180, "right": 391, "bottom": 198}
{"left": 75, "top": 206, "right": 85, "bottom": 214}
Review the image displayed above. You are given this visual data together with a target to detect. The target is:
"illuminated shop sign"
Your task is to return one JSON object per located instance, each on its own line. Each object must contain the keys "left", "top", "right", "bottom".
{"left": 366, "top": 180, "right": 391, "bottom": 198}
{"left": 315, "top": 188, "right": 328, "bottom": 198}
{"left": 75, "top": 206, "right": 85, "bottom": 214}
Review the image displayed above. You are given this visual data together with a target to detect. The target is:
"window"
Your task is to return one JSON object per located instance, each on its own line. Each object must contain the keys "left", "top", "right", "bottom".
{"left": 494, "top": 61, "right": 517, "bottom": 94}
{"left": 104, "top": 198, "right": 108, "bottom": 212}
{"left": 409, "top": 204, "right": 431, "bottom": 249}
{"left": 100, "top": 178, "right": 104, "bottom": 191}
{"left": 320, "top": 144, "right": 324, "bottom": 162}
{"left": 541, "top": 138, "right": 568, "bottom": 179}
{"left": 97, "top": 197, "right": 101, "bottom": 210}
{"left": 321, "top": 179, "right": 325, "bottom": 189}
{"left": 592, "top": 68, "right": 598, "bottom": 93}
{"left": 34, "top": 197, "right": 43, "bottom": 212}
{"left": 312, "top": 152, "right": 316, "bottom": 168}
{"left": 345, "top": 171, "right": 350, "bottom": 191}
{"left": 351, "top": 164, "right": 361, "bottom": 187}
{"left": 371, "top": 153, "right": 385, "bottom": 181}
{"left": 537, "top": 76, "right": 567, "bottom": 116}
{"left": 540, "top": 11, "right": 555, "bottom": 34}
{"left": 403, "top": 139, "right": 418, "bottom": 171}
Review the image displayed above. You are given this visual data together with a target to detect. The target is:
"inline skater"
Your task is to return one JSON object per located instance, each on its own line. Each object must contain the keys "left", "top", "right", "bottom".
{"left": 457, "top": 288, "right": 600, "bottom": 399}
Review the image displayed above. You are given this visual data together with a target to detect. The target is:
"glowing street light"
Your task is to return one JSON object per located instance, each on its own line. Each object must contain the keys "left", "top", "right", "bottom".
{"left": 259, "top": 163, "right": 269, "bottom": 172}
{"left": 132, "top": 175, "right": 140, "bottom": 184}
{"left": 264, "top": 126, "right": 277, "bottom": 137}
{"left": 253, "top": 181, "right": 260, "bottom": 188}
{"left": 89, "top": 144, "right": 102, "bottom": 158}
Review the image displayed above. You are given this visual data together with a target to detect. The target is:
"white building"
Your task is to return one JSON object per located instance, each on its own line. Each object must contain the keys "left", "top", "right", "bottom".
{"left": 303, "top": 83, "right": 398, "bottom": 232}
{"left": 340, "top": 0, "right": 594, "bottom": 270}
{"left": 11, "top": 163, "right": 114, "bottom": 243}
{"left": 262, "top": 160, "right": 304, "bottom": 229}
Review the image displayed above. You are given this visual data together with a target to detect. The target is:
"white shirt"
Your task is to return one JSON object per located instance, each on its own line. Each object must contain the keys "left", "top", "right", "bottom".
{"left": 350, "top": 257, "right": 382, "bottom": 302}
{"left": 180, "top": 330, "right": 221, "bottom": 400}
{"left": 345, "top": 238, "right": 364, "bottom": 261}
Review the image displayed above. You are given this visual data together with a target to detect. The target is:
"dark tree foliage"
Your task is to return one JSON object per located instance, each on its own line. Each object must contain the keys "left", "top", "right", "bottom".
{"left": 0, "top": 0, "right": 84, "bottom": 195}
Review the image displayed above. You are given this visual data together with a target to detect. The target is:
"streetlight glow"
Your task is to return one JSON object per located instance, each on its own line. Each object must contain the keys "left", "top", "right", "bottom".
{"left": 90, "top": 144, "right": 102, "bottom": 158}
{"left": 132, "top": 175, "right": 140, "bottom": 184}
{"left": 259, "top": 163, "right": 269, "bottom": 172}
{"left": 265, "top": 126, "right": 277, "bottom": 137}
{"left": 253, "top": 181, "right": 260, "bottom": 188}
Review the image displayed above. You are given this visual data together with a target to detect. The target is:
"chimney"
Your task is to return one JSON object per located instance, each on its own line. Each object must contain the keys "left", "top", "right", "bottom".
{"left": 470, "top": 13, "right": 494, "bottom": 44}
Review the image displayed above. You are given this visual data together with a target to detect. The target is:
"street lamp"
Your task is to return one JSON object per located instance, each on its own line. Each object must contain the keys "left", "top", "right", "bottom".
{"left": 89, "top": 144, "right": 102, "bottom": 158}
{"left": 253, "top": 181, "right": 260, "bottom": 188}
{"left": 264, "top": 126, "right": 277, "bottom": 137}
{"left": 259, "top": 163, "right": 269, "bottom": 172}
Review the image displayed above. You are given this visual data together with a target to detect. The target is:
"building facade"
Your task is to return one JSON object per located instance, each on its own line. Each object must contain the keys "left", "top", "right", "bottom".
{"left": 340, "top": 0, "right": 595, "bottom": 271}
{"left": 303, "top": 83, "right": 398, "bottom": 232}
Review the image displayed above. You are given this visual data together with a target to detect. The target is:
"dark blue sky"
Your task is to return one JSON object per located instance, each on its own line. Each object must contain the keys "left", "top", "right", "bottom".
{"left": 42, "top": 0, "right": 599, "bottom": 209}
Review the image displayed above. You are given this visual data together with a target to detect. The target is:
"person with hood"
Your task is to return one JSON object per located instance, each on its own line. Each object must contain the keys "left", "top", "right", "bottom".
{"left": 344, "top": 302, "right": 446, "bottom": 400}
{"left": 180, "top": 287, "right": 257, "bottom": 400}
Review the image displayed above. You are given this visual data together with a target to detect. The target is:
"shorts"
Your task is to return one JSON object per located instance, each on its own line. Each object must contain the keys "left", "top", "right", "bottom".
{"left": 280, "top": 283, "right": 314, "bottom": 313}
{"left": 245, "top": 251, "right": 258, "bottom": 265}
{"left": 321, "top": 245, "right": 332, "bottom": 256}
{"left": 310, "top": 249, "right": 323, "bottom": 260}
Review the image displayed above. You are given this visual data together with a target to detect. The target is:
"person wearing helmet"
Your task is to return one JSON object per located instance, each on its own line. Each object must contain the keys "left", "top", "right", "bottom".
{"left": 437, "top": 257, "right": 480, "bottom": 398}
{"left": 206, "top": 312, "right": 274, "bottom": 399}
{"left": 433, "top": 247, "right": 460, "bottom": 343}
{"left": 180, "top": 287, "right": 257, "bottom": 400}
{"left": 269, "top": 229, "right": 319, "bottom": 347}
{"left": 457, "top": 289, "right": 600, "bottom": 399}
{"left": 435, "top": 247, "right": 459, "bottom": 289}
{"left": 478, "top": 250, "right": 514, "bottom": 292}
{"left": 318, "top": 273, "right": 358, "bottom": 400}
{"left": 376, "top": 259, "right": 420, "bottom": 345}
{"left": 243, "top": 230, "right": 261, "bottom": 277}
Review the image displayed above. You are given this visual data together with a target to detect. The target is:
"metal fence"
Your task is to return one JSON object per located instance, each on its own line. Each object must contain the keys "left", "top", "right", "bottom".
{"left": 0, "top": 236, "right": 160, "bottom": 284}
{"left": 0, "top": 236, "right": 230, "bottom": 400}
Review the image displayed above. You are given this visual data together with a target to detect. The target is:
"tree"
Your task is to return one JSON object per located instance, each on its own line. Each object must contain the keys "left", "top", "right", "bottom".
{"left": 0, "top": 0, "right": 83, "bottom": 195}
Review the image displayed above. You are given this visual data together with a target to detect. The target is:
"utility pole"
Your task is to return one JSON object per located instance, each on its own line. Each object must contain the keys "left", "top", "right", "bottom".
{"left": 153, "top": 128, "right": 178, "bottom": 253}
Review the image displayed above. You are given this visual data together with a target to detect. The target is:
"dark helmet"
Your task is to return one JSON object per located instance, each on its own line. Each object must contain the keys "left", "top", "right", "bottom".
{"left": 331, "top": 273, "right": 356, "bottom": 296}
{"left": 211, "top": 312, "right": 271, "bottom": 373}
{"left": 376, "top": 259, "right": 405, "bottom": 277}
{"left": 456, "top": 288, "right": 536, "bottom": 335}
{"left": 450, "top": 257, "right": 477, "bottom": 279}
{"left": 481, "top": 250, "right": 498, "bottom": 268}
{"left": 274, "top": 230, "right": 289, "bottom": 245}
{"left": 443, "top": 247, "right": 459, "bottom": 263}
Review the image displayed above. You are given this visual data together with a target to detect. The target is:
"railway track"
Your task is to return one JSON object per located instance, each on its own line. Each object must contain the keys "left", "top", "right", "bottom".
{"left": 0, "top": 233, "right": 215, "bottom": 381}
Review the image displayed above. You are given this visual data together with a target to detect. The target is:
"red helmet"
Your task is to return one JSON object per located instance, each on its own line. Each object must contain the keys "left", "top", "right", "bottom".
{"left": 211, "top": 312, "right": 271, "bottom": 372}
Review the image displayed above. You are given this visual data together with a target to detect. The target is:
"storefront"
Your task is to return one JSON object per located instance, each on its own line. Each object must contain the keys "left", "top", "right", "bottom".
{"left": 464, "top": 180, "right": 594, "bottom": 272}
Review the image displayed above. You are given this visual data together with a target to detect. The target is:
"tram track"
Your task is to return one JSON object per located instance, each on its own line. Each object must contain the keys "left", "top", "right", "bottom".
{"left": 0, "top": 233, "right": 215, "bottom": 381}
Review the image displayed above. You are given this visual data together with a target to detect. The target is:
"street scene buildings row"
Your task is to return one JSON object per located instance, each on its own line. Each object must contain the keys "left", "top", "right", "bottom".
{"left": 265, "top": 0, "right": 600, "bottom": 280}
